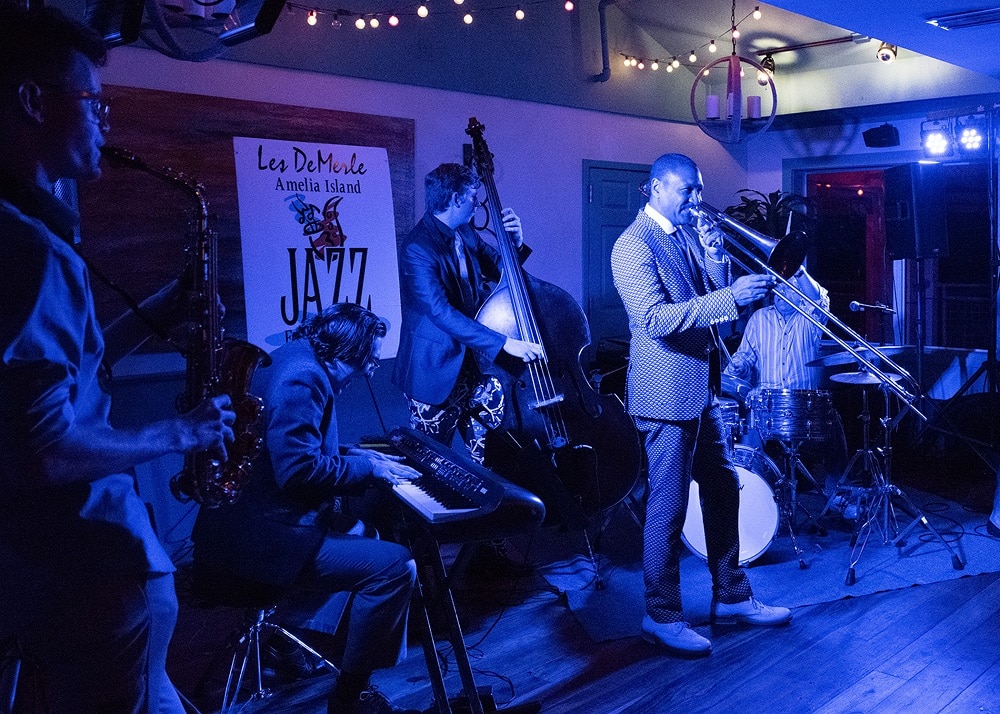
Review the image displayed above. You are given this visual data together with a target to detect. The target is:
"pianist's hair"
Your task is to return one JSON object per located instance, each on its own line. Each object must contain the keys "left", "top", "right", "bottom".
{"left": 293, "top": 303, "right": 387, "bottom": 369}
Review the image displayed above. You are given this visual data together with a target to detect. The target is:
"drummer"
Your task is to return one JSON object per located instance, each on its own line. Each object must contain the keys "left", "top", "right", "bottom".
{"left": 725, "top": 266, "right": 848, "bottom": 491}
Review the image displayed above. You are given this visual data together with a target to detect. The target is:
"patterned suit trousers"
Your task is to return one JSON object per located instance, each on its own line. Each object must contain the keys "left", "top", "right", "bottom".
{"left": 637, "top": 402, "right": 753, "bottom": 623}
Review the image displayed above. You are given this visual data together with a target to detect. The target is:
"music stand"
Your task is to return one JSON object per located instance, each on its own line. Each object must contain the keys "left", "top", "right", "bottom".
{"left": 823, "top": 371, "right": 966, "bottom": 585}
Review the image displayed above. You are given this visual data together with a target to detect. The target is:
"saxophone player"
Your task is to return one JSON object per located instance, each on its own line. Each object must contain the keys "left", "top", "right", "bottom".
{"left": 0, "top": 7, "right": 236, "bottom": 713}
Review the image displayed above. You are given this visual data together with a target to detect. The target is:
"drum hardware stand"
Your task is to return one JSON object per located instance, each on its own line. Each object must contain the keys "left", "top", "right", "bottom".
{"left": 820, "top": 385, "right": 880, "bottom": 523}
{"left": 821, "top": 382, "right": 966, "bottom": 585}
{"left": 773, "top": 437, "right": 827, "bottom": 569}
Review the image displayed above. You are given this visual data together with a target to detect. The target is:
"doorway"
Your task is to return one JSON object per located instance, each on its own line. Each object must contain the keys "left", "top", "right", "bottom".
{"left": 806, "top": 162, "right": 992, "bottom": 351}
{"left": 582, "top": 160, "right": 650, "bottom": 366}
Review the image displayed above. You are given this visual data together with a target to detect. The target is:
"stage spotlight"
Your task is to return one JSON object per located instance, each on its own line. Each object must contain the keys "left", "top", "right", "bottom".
{"left": 920, "top": 119, "right": 954, "bottom": 158}
{"left": 219, "top": 0, "right": 287, "bottom": 46}
{"left": 956, "top": 114, "right": 988, "bottom": 156}
{"left": 756, "top": 53, "right": 775, "bottom": 86}
{"left": 876, "top": 41, "right": 897, "bottom": 63}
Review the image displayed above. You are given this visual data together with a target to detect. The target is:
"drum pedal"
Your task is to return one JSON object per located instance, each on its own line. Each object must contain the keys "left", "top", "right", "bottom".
{"left": 827, "top": 487, "right": 868, "bottom": 521}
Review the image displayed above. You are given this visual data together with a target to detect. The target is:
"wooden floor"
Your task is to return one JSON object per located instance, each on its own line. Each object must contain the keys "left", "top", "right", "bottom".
{"left": 168, "top": 444, "right": 1000, "bottom": 714}
{"left": 170, "top": 538, "right": 1000, "bottom": 714}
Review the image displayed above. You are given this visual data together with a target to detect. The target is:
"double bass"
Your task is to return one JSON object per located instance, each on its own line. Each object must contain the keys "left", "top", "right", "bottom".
{"left": 467, "top": 118, "right": 641, "bottom": 525}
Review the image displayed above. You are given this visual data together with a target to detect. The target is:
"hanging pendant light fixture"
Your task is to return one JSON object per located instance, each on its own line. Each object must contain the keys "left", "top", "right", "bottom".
{"left": 689, "top": 0, "right": 776, "bottom": 144}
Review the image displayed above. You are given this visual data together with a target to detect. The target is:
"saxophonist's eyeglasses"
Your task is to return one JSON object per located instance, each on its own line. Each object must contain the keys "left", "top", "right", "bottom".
{"left": 38, "top": 84, "right": 111, "bottom": 130}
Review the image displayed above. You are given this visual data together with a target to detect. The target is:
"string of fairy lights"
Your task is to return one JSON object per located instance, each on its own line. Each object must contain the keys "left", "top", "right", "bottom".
{"left": 284, "top": 0, "right": 575, "bottom": 29}
{"left": 620, "top": 5, "right": 764, "bottom": 75}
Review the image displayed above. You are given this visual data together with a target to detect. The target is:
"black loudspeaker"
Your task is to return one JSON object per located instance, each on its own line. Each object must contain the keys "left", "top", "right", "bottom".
{"left": 85, "top": 0, "right": 144, "bottom": 47}
{"left": 863, "top": 123, "right": 900, "bottom": 148}
{"left": 883, "top": 163, "right": 949, "bottom": 259}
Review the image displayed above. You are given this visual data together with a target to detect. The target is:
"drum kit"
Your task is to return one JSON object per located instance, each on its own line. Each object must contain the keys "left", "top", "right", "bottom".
{"left": 682, "top": 347, "right": 967, "bottom": 581}
{"left": 683, "top": 378, "right": 836, "bottom": 569}
{"left": 674, "top": 205, "right": 968, "bottom": 582}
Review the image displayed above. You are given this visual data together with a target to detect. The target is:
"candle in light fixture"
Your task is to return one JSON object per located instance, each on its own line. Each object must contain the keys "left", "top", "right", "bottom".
{"left": 706, "top": 95, "right": 720, "bottom": 119}
{"left": 747, "top": 95, "right": 762, "bottom": 119}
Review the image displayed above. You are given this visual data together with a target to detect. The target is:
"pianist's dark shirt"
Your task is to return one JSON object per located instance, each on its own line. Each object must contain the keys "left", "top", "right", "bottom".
{"left": 192, "top": 338, "right": 374, "bottom": 587}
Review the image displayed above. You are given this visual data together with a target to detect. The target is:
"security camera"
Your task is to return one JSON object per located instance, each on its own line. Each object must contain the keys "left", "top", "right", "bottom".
{"left": 876, "top": 42, "right": 897, "bottom": 64}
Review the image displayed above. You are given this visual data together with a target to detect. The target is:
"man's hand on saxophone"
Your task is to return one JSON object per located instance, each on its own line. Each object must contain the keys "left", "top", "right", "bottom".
{"left": 179, "top": 394, "right": 237, "bottom": 460}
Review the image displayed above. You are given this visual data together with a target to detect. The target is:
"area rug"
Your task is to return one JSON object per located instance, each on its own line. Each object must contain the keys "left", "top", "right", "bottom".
{"left": 537, "top": 488, "right": 1000, "bottom": 642}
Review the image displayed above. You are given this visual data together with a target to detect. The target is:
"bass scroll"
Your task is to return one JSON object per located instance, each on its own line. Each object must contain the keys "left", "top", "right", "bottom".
{"left": 101, "top": 146, "right": 270, "bottom": 507}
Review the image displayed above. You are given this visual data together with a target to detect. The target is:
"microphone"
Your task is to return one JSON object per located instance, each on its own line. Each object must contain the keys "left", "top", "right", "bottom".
{"left": 849, "top": 300, "right": 896, "bottom": 314}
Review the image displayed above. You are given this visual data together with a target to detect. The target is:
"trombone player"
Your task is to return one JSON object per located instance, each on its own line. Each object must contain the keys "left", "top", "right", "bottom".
{"left": 611, "top": 153, "right": 791, "bottom": 657}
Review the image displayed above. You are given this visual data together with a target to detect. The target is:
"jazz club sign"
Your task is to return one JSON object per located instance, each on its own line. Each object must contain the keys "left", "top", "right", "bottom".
{"left": 233, "top": 136, "right": 401, "bottom": 356}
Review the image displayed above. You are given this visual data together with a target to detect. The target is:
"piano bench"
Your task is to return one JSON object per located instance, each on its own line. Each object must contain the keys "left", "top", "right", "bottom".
{"left": 188, "top": 562, "right": 347, "bottom": 714}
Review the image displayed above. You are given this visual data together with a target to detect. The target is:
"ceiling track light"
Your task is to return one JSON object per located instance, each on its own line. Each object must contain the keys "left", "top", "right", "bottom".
{"left": 876, "top": 41, "right": 897, "bottom": 63}
{"left": 756, "top": 53, "right": 774, "bottom": 86}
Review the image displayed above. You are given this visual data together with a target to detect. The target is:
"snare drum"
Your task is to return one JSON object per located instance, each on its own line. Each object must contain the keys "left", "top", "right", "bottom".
{"left": 681, "top": 445, "right": 780, "bottom": 566}
{"left": 748, "top": 388, "right": 834, "bottom": 443}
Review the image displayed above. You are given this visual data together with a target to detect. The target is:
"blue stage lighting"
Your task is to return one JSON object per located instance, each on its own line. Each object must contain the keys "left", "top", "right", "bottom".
{"left": 921, "top": 119, "right": 954, "bottom": 158}
{"left": 956, "top": 114, "right": 989, "bottom": 156}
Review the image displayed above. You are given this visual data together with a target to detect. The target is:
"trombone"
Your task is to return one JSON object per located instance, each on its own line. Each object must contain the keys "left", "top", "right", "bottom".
{"left": 694, "top": 202, "right": 927, "bottom": 421}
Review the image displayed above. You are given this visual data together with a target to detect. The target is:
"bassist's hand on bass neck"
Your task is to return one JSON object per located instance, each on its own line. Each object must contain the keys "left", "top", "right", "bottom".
{"left": 499, "top": 207, "right": 524, "bottom": 246}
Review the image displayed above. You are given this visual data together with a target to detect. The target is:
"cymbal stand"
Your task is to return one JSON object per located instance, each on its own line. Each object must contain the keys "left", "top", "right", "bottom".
{"left": 773, "top": 436, "right": 827, "bottom": 570}
{"left": 827, "top": 383, "right": 966, "bottom": 585}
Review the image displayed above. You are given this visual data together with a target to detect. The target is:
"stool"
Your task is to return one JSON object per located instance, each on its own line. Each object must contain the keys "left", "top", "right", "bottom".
{"left": 0, "top": 638, "right": 44, "bottom": 714}
{"left": 1, "top": 638, "right": 22, "bottom": 714}
{"left": 191, "top": 562, "right": 346, "bottom": 713}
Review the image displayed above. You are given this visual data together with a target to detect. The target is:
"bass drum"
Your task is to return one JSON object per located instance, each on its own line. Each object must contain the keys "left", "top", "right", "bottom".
{"left": 681, "top": 445, "right": 781, "bottom": 566}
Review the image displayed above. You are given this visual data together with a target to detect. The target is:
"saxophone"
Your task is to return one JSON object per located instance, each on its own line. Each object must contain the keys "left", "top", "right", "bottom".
{"left": 101, "top": 146, "right": 270, "bottom": 508}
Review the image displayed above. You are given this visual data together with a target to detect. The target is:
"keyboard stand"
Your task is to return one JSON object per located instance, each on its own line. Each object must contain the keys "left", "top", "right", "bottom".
{"left": 403, "top": 520, "right": 540, "bottom": 714}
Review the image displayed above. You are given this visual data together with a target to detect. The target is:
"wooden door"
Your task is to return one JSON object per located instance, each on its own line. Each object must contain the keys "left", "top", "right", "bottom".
{"left": 583, "top": 161, "right": 650, "bottom": 362}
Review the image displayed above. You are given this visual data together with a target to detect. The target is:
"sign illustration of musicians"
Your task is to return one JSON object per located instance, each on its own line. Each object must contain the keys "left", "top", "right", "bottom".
{"left": 234, "top": 137, "right": 401, "bottom": 354}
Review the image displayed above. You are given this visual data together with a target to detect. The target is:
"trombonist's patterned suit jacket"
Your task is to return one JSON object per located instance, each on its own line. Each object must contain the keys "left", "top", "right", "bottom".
{"left": 611, "top": 208, "right": 736, "bottom": 418}
{"left": 611, "top": 205, "right": 753, "bottom": 623}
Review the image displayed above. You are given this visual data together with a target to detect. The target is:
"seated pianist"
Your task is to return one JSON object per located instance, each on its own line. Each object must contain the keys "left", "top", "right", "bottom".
{"left": 193, "top": 303, "right": 421, "bottom": 714}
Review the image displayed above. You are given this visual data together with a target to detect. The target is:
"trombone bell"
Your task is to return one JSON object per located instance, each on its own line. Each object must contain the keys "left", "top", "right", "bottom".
{"left": 694, "top": 203, "right": 809, "bottom": 279}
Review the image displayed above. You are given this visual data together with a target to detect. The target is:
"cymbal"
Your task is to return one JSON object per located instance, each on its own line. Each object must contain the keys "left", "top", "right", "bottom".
{"left": 806, "top": 345, "right": 911, "bottom": 368}
{"left": 829, "top": 371, "right": 902, "bottom": 386}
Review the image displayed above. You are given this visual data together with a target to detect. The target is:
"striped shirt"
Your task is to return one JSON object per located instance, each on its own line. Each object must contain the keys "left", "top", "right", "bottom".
{"left": 725, "top": 287, "right": 830, "bottom": 390}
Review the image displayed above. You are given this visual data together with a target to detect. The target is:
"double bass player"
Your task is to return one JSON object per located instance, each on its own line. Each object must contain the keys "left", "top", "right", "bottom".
{"left": 393, "top": 162, "right": 541, "bottom": 573}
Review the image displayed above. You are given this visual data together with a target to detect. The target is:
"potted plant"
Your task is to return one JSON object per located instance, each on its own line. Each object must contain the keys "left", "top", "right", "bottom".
{"left": 724, "top": 189, "right": 816, "bottom": 239}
